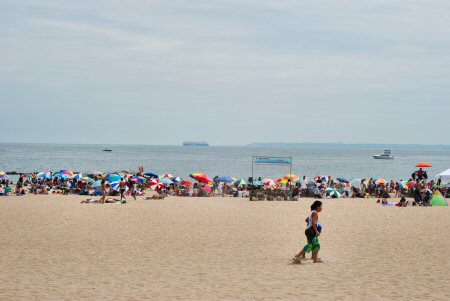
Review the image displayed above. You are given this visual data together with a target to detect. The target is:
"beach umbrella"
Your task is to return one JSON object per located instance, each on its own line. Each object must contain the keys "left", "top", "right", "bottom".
{"left": 180, "top": 180, "right": 193, "bottom": 186}
{"left": 283, "top": 174, "right": 300, "bottom": 182}
{"left": 416, "top": 162, "right": 432, "bottom": 168}
{"left": 144, "top": 172, "right": 159, "bottom": 178}
{"left": 73, "top": 173, "right": 84, "bottom": 180}
{"left": 397, "top": 181, "right": 408, "bottom": 189}
{"left": 37, "top": 172, "right": 51, "bottom": 179}
{"left": 172, "top": 177, "right": 182, "bottom": 184}
{"left": 54, "top": 173, "right": 70, "bottom": 180}
{"left": 160, "top": 178, "right": 174, "bottom": 185}
{"left": 130, "top": 176, "right": 146, "bottom": 183}
{"left": 264, "top": 179, "right": 276, "bottom": 187}
{"left": 375, "top": 178, "right": 387, "bottom": 185}
{"left": 92, "top": 180, "right": 104, "bottom": 187}
{"left": 162, "top": 173, "right": 173, "bottom": 178}
{"left": 60, "top": 170, "right": 74, "bottom": 177}
{"left": 407, "top": 181, "right": 416, "bottom": 188}
{"left": 149, "top": 179, "right": 165, "bottom": 191}
{"left": 337, "top": 177, "right": 349, "bottom": 183}
{"left": 215, "top": 176, "right": 235, "bottom": 183}
{"left": 325, "top": 188, "right": 341, "bottom": 198}
{"left": 235, "top": 179, "right": 247, "bottom": 186}
{"left": 0, "top": 171, "right": 8, "bottom": 179}
{"left": 190, "top": 173, "right": 214, "bottom": 185}
{"left": 81, "top": 176, "right": 94, "bottom": 183}
{"left": 104, "top": 173, "right": 120, "bottom": 180}
{"left": 252, "top": 180, "right": 262, "bottom": 186}
{"left": 109, "top": 181, "right": 121, "bottom": 190}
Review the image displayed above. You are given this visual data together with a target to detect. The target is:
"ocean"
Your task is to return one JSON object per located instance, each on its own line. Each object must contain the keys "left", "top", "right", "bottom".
{"left": 1, "top": 143, "right": 450, "bottom": 181}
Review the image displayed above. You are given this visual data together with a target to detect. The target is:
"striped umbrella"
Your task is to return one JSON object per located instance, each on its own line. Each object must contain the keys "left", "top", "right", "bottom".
{"left": 162, "top": 173, "right": 173, "bottom": 178}
{"left": 130, "top": 176, "right": 146, "bottom": 183}
{"left": 150, "top": 179, "right": 165, "bottom": 191}
{"left": 73, "top": 173, "right": 84, "bottom": 180}
{"left": 144, "top": 172, "right": 159, "bottom": 178}
{"left": 60, "top": 170, "right": 74, "bottom": 177}
{"left": 37, "top": 172, "right": 52, "bottom": 179}
{"left": 81, "top": 176, "right": 94, "bottom": 183}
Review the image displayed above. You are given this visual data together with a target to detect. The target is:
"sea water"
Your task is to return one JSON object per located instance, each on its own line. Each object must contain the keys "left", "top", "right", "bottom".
{"left": 1, "top": 143, "right": 449, "bottom": 181}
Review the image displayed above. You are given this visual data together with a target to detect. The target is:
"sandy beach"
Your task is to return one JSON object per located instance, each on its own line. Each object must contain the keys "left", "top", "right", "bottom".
{"left": 0, "top": 195, "right": 449, "bottom": 300}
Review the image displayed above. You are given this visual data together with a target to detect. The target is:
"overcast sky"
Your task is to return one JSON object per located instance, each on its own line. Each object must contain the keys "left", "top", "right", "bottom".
{"left": 1, "top": 0, "right": 450, "bottom": 145}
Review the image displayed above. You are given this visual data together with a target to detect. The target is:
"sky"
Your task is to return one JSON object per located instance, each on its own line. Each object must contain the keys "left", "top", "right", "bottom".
{"left": 1, "top": 0, "right": 450, "bottom": 145}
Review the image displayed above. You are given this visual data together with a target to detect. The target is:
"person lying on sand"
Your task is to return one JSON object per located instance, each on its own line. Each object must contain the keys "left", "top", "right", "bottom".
{"left": 81, "top": 198, "right": 126, "bottom": 204}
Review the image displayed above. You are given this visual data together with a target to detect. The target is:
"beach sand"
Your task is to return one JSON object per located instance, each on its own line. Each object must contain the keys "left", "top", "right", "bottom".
{"left": 0, "top": 195, "right": 449, "bottom": 300}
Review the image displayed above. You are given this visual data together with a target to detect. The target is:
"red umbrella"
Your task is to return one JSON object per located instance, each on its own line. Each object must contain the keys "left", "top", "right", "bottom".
{"left": 180, "top": 180, "right": 193, "bottom": 186}
{"left": 416, "top": 162, "right": 432, "bottom": 168}
{"left": 189, "top": 173, "right": 213, "bottom": 185}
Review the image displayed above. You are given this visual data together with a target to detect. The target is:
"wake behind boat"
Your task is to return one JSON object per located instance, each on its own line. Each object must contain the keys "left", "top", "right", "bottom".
{"left": 373, "top": 150, "right": 394, "bottom": 159}
{"left": 102, "top": 149, "right": 112, "bottom": 152}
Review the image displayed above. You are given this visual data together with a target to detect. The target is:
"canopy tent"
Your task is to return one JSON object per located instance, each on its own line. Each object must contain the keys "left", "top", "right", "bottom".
{"left": 436, "top": 168, "right": 450, "bottom": 180}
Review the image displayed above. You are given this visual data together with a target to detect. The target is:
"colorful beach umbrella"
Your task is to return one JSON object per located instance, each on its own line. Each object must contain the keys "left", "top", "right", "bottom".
{"left": 375, "top": 178, "right": 387, "bottom": 185}
{"left": 416, "top": 162, "right": 432, "bottom": 168}
{"left": 37, "top": 172, "right": 51, "bottom": 179}
{"left": 162, "top": 173, "right": 174, "bottom": 178}
{"left": 283, "top": 174, "right": 300, "bottom": 182}
{"left": 234, "top": 179, "right": 247, "bottom": 186}
{"left": 0, "top": 171, "right": 8, "bottom": 179}
{"left": 190, "top": 173, "right": 214, "bottom": 185}
{"left": 60, "top": 170, "right": 74, "bottom": 177}
{"left": 81, "top": 176, "right": 94, "bottom": 183}
{"left": 149, "top": 179, "right": 165, "bottom": 191}
{"left": 263, "top": 179, "right": 276, "bottom": 187}
{"left": 130, "top": 176, "right": 146, "bottom": 183}
{"left": 109, "top": 181, "right": 121, "bottom": 190}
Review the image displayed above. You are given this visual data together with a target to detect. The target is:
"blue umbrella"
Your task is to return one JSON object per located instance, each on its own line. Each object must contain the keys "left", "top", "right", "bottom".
{"left": 215, "top": 176, "right": 235, "bottom": 183}
{"left": 144, "top": 172, "right": 159, "bottom": 178}
{"left": 172, "top": 177, "right": 182, "bottom": 184}
{"left": 161, "top": 178, "right": 173, "bottom": 185}
{"left": 108, "top": 175, "right": 122, "bottom": 182}
{"left": 252, "top": 180, "right": 262, "bottom": 186}
{"left": 337, "top": 177, "right": 349, "bottom": 183}
{"left": 73, "top": 173, "right": 84, "bottom": 180}
{"left": 54, "top": 173, "right": 70, "bottom": 180}
{"left": 37, "top": 172, "right": 51, "bottom": 179}
{"left": 92, "top": 180, "right": 103, "bottom": 187}
{"left": 109, "top": 181, "right": 121, "bottom": 190}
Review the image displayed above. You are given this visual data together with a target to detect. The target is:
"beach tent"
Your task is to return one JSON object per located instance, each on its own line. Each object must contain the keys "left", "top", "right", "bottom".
{"left": 430, "top": 191, "right": 448, "bottom": 206}
{"left": 436, "top": 168, "right": 450, "bottom": 181}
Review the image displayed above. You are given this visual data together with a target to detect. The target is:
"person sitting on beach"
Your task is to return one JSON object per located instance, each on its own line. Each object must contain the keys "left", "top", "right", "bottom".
{"left": 293, "top": 200, "right": 323, "bottom": 264}
{"left": 396, "top": 197, "right": 408, "bottom": 207}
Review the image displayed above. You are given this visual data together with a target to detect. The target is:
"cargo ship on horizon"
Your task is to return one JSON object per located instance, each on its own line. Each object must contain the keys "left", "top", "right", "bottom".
{"left": 182, "top": 141, "right": 209, "bottom": 146}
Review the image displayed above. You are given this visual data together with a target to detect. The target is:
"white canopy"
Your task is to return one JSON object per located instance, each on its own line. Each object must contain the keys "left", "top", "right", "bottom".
{"left": 436, "top": 168, "right": 450, "bottom": 180}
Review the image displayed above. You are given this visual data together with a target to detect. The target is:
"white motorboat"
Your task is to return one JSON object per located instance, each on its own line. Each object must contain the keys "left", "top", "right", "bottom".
{"left": 373, "top": 150, "right": 394, "bottom": 159}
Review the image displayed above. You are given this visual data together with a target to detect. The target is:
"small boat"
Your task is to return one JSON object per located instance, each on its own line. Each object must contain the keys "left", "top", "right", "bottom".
{"left": 102, "top": 149, "right": 112, "bottom": 152}
{"left": 373, "top": 150, "right": 394, "bottom": 159}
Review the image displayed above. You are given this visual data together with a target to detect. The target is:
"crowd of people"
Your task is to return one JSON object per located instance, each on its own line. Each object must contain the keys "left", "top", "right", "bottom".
{"left": 0, "top": 168, "right": 447, "bottom": 206}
